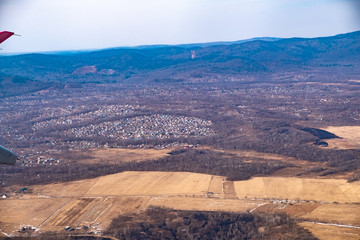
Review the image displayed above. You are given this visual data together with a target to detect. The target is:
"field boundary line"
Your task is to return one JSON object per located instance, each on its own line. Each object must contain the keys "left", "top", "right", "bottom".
{"left": 222, "top": 180, "right": 224, "bottom": 194}
{"left": 37, "top": 198, "right": 72, "bottom": 228}
{"left": 76, "top": 197, "right": 107, "bottom": 227}
{"left": 0, "top": 228, "right": 12, "bottom": 237}
{"left": 249, "top": 202, "right": 267, "bottom": 213}
{"left": 82, "top": 177, "right": 101, "bottom": 197}
{"left": 206, "top": 176, "right": 214, "bottom": 193}
{"left": 303, "top": 221, "right": 360, "bottom": 229}
{"left": 93, "top": 197, "right": 114, "bottom": 223}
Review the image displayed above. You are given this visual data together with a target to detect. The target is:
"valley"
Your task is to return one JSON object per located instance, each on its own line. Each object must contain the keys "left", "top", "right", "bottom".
{"left": 1, "top": 31, "right": 360, "bottom": 239}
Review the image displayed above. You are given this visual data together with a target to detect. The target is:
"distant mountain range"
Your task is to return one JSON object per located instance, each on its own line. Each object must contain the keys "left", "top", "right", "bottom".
{"left": 0, "top": 31, "right": 359, "bottom": 85}
{"left": 0, "top": 37, "right": 282, "bottom": 56}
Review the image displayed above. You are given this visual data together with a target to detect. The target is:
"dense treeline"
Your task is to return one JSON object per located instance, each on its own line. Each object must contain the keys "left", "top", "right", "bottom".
{"left": 0, "top": 162, "right": 124, "bottom": 187}
{"left": 105, "top": 207, "right": 317, "bottom": 240}
{"left": 124, "top": 149, "right": 290, "bottom": 181}
{"left": 4, "top": 235, "right": 112, "bottom": 240}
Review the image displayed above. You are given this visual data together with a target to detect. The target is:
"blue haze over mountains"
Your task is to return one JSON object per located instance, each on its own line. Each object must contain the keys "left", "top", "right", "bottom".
{"left": 0, "top": 31, "right": 359, "bottom": 92}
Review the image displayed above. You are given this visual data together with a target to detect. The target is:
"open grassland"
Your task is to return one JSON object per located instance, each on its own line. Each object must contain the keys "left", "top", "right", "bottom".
{"left": 301, "top": 204, "right": 360, "bottom": 226}
{"left": 233, "top": 177, "right": 360, "bottom": 203}
{"left": 27, "top": 178, "right": 99, "bottom": 198}
{"left": 73, "top": 147, "right": 173, "bottom": 164}
{"left": 0, "top": 198, "right": 70, "bottom": 234}
{"left": 255, "top": 202, "right": 360, "bottom": 231}
{"left": 300, "top": 222, "right": 360, "bottom": 240}
{"left": 0, "top": 171, "right": 217, "bottom": 235}
{"left": 206, "top": 176, "right": 226, "bottom": 195}
{"left": 1, "top": 172, "right": 359, "bottom": 239}
{"left": 149, "top": 197, "right": 266, "bottom": 212}
{"left": 84, "top": 171, "right": 213, "bottom": 196}
{"left": 322, "top": 126, "right": 360, "bottom": 149}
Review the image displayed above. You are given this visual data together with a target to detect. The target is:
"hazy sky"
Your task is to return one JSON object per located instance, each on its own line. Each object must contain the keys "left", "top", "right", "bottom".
{"left": 0, "top": 0, "right": 359, "bottom": 53}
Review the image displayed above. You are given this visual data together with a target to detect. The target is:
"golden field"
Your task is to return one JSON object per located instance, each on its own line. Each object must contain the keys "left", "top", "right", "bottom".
{"left": 322, "top": 126, "right": 360, "bottom": 150}
{"left": 1, "top": 171, "right": 359, "bottom": 240}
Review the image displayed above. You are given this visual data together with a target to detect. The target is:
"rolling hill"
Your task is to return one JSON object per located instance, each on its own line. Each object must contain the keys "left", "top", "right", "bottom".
{"left": 0, "top": 31, "right": 359, "bottom": 84}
